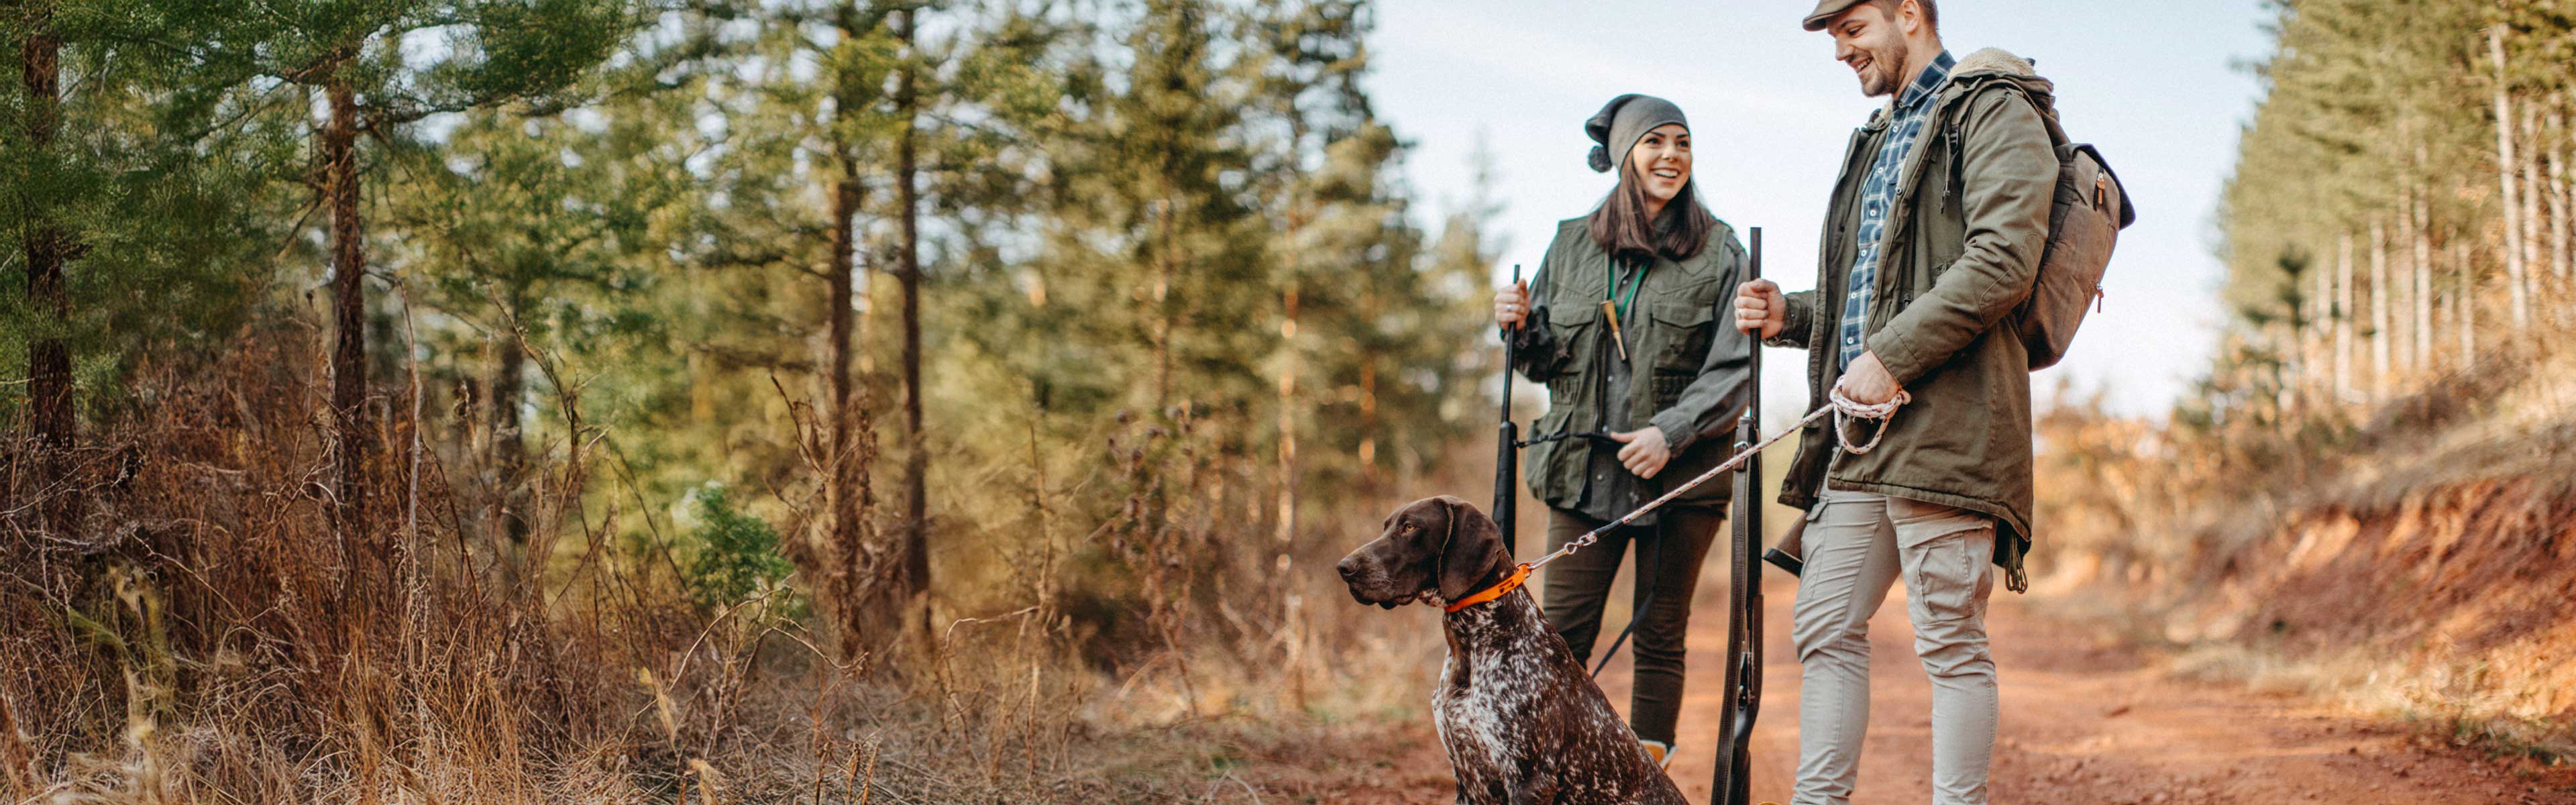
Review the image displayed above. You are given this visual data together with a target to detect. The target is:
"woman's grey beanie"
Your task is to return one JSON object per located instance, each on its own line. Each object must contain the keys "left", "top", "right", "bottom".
{"left": 1585, "top": 94, "right": 1689, "bottom": 173}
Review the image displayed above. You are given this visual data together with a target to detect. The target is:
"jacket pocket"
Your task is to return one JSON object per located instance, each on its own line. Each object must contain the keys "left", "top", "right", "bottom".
{"left": 1539, "top": 302, "right": 1598, "bottom": 390}
{"left": 1523, "top": 403, "right": 1582, "bottom": 506}
{"left": 1646, "top": 303, "right": 1713, "bottom": 410}
{"left": 1648, "top": 301, "right": 1715, "bottom": 368}
{"left": 1648, "top": 373, "right": 1695, "bottom": 411}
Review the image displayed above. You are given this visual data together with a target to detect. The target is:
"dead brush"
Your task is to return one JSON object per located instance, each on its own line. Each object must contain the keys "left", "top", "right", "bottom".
{"left": 2031, "top": 317, "right": 2576, "bottom": 768}
{"left": 0, "top": 322, "right": 692, "bottom": 803}
{"left": 4, "top": 321, "right": 1471, "bottom": 804}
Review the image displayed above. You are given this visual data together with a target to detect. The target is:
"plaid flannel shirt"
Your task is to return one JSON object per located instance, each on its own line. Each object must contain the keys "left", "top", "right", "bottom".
{"left": 1838, "top": 49, "right": 1955, "bottom": 370}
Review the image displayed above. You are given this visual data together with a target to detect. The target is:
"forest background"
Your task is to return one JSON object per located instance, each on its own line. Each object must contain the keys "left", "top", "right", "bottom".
{"left": 3, "top": 0, "right": 2574, "bottom": 802}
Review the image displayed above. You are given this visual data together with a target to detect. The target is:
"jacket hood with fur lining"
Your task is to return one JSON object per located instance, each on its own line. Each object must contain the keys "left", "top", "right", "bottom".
{"left": 1878, "top": 47, "right": 2043, "bottom": 117}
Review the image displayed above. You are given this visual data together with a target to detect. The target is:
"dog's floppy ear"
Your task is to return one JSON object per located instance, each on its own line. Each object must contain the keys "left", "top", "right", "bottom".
{"left": 1434, "top": 496, "right": 1508, "bottom": 602}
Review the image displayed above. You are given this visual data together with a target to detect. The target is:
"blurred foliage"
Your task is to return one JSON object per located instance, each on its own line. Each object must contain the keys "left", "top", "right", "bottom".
{"left": 1, "top": 0, "right": 1498, "bottom": 700}
{"left": 679, "top": 484, "right": 804, "bottom": 619}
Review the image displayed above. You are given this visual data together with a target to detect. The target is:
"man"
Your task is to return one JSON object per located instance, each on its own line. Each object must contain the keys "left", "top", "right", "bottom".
{"left": 1732, "top": 1, "right": 2058, "bottom": 803}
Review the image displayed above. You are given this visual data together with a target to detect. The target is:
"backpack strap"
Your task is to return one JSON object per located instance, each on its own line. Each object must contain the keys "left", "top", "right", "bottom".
{"left": 1939, "top": 77, "right": 2063, "bottom": 212}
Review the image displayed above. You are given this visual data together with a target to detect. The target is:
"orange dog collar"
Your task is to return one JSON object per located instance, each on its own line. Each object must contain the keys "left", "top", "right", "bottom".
{"left": 1444, "top": 563, "right": 1533, "bottom": 614}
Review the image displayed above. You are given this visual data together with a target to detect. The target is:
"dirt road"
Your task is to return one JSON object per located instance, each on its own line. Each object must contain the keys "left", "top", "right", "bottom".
{"left": 1576, "top": 574, "right": 2576, "bottom": 804}
{"left": 1262, "top": 572, "right": 2575, "bottom": 804}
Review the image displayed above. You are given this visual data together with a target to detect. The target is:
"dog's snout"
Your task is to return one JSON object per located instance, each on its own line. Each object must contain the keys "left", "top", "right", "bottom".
{"left": 1335, "top": 555, "right": 1363, "bottom": 581}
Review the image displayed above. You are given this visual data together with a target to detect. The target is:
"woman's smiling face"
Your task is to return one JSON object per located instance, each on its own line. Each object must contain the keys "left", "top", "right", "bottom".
{"left": 1627, "top": 123, "right": 1692, "bottom": 211}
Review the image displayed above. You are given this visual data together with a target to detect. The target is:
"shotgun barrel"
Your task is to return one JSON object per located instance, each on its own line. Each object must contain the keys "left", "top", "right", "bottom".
{"left": 1496, "top": 264, "right": 1521, "bottom": 555}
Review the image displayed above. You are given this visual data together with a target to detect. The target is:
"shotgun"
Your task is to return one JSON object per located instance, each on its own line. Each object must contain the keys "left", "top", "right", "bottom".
{"left": 1495, "top": 264, "right": 1522, "bottom": 555}
{"left": 1714, "top": 227, "right": 1766, "bottom": 805}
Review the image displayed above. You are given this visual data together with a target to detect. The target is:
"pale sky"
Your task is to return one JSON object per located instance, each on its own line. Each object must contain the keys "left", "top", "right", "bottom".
{"left": 1365, "top": 0, "right": 2272, "bottom": 419}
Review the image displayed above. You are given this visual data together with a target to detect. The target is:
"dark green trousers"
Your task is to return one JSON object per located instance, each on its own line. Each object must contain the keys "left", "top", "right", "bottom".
{"left": 1538, "top": 503, "right": 1725, "bottom": 745}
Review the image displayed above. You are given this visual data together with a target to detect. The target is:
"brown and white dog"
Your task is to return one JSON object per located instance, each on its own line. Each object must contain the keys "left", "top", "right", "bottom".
{"left": 1336, "top": 495, "right": 1686, "bottom": 805}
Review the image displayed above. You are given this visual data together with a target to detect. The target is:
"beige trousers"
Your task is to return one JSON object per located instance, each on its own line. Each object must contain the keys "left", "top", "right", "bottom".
{"left": 1790, "top": 489, "right": 1998, "bottom": 805}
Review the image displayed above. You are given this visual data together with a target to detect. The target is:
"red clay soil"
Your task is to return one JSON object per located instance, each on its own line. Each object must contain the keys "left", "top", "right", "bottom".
{"left": 1624, "top": 575, "right": 2576, "bottom": 804}
{"left": 1250, "top": 574, "right": 2576, "bottom": 804}
{"left": 2206, "top": 478, "right": 2576, "bottom": 729}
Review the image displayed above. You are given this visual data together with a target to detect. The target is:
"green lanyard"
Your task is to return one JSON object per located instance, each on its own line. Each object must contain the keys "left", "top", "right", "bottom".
{"left": 1605, "top": 258, "right": 1650, "bottom": 323}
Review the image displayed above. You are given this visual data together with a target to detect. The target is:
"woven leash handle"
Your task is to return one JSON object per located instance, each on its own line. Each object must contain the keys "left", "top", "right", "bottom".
{"left": 1829, "top": 387, "right": 1910, "bottom": 455}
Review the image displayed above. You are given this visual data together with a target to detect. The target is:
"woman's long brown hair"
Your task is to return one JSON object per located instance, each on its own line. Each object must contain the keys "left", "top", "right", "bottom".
{"left": 1587, "top": 155, "right": 1717, "bottom": 263}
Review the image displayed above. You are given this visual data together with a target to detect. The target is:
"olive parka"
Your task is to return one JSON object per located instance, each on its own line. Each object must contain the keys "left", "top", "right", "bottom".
{"left": 1769, "top": 48, "right": 2059, "bottom": 590}
{"left": 1511, "top": 216, "right": 1755, "bottom": 520}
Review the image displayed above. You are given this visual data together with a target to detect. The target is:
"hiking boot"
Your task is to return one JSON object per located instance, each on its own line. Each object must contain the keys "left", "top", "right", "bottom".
{"left": 1640, "top": 739, "right": 1676, "bottom": 771}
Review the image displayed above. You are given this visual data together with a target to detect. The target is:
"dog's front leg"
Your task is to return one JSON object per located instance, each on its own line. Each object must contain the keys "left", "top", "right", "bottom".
{"left": 1507, "top": 766, "right": 1558, "bottom": 805}
{"left": 1508, "top": 724, "right": 1563, "bottom": 805}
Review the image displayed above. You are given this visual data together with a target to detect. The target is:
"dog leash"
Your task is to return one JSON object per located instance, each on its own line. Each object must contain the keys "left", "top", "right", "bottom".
{"left": 1448, "top": 386, "right": 1909, "bottom": 614}
{"left": 1527, "top": 387, "right": 1907, "bottom": 576}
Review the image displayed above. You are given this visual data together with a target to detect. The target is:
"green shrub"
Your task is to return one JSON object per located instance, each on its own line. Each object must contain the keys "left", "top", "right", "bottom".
{"left": 680, "top": 484, "right": 802, "bottom": 618}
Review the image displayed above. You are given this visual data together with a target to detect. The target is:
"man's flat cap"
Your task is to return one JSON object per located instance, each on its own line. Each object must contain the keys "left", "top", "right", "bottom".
{"left": 1803, "top": 0, "right": 1869, "bottom": 31}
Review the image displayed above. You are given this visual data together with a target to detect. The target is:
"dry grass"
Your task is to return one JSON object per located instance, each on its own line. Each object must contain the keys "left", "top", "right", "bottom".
{"left": 2031, "top": 323, "right": 2576, "bottom": 767}
{"left": 0, "top": 321, "right": 1460, "bottom": 804}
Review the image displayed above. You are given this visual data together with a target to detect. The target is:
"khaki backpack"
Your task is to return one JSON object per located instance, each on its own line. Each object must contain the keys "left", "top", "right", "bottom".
{"left": 1946, "top": 52, "right": 2137, "bottom": 370}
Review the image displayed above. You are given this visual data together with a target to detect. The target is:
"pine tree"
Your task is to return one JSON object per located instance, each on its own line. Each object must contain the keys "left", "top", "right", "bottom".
{"left": 5, "top": 0, "right": 297, "bottom": 534}
{"left": 384, "top": 98, "right": 690, "bottom": 592}
{"left": 2216, "top": 0, "right": 2561, "bottom": 416}
{"left": 892, "top": 2, "right": 930, "bottom": 647}
{"left": 14, "top": 2, "right": 76, "bottom": 535}
{"left": 225, "top": 0, "right": 630, "bottom": 576}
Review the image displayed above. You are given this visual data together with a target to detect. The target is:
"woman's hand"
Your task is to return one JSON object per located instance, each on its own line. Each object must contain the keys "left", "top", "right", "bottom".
{"left": 1610, "top": 427, "right": 1671, "bottom": 479}
{"left": 1733, "top": 279, "right": 1784, "bottom": 338}
{"left": 1495, "top": 280, "right": 1531, "bottom": 328}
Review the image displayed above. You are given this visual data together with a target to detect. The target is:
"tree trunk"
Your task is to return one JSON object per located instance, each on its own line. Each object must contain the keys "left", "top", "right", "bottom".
{"left": 1154, "top": 191, "right": 1179, "bottom": 409}
{"left": 19, "top": 19, "right": 80, "bottom": 537}
{"left": 2394, "top": 193, "right": 2414, "bottom": 375}
{"left": 2312, "top": 258, "right": 2330, "bottom": 393}
{"left": 490, "top": 319, "right": 527, "bottom": 555}
{"left": 1275, "top": 284, "right": 1297, "bottom": 547}
{"left": 2548, "top": 109, "right": 2570, "bottom": 291}
{"left": 824, "top": 183, "right": 861, "bottom": 621}
{"left": 2487, "top": 24, "right": 2528, "bottom": 329}
{"left": 2412, "top": 177, "right": 2432, "bottom": 371}
{"left": 2334, "top": 231, "right": 2354, "bottom": 400}
{"left": 325, "top": 80, "right": 374, "bottom": 561}
{"left": 894, "top": 5, "right": 930, "bottom": 642}
{"left": 2457, "top": 241, "right": 2475, "bottom": 366}
{"left": 822, "top": 7, "right": 873, "bottom": 659}
{"left": 2271, "top": 317, "right": 2294, "bottom": 429}
{"left": 2522, "top": 107, "right": 2551, "bottom": 314}
{"left": 1356, "top": 283, "right": 1380, "bottom": 482}
{"left": 2369, "top": 221, "right": 2390, "bottom": 398}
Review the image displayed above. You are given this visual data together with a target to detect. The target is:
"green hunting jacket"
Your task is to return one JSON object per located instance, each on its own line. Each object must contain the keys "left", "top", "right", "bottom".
{"left": 1770, "top": 48, "right": 2059, "bottom": 590}
{"left": 1511, "top": 216, "right": 1754, "bottom": 520}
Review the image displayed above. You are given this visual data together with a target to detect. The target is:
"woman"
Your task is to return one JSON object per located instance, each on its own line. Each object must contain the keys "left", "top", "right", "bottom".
{"left": 1493, "top": 93, "right": 1753, "bottom": 768}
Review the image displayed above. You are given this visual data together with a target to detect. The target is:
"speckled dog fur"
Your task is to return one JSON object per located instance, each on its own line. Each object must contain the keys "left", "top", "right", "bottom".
{"left": 1337, "top": 496, "right": 1686, "bottom": 805}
